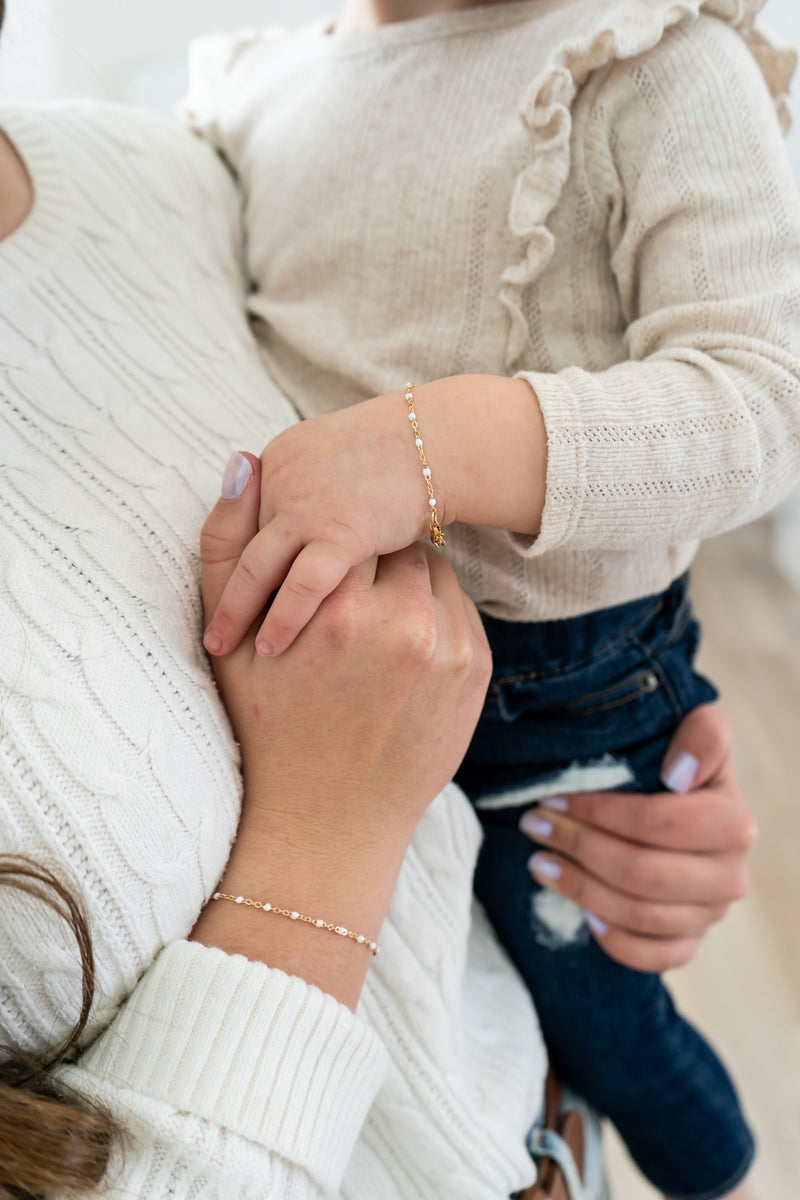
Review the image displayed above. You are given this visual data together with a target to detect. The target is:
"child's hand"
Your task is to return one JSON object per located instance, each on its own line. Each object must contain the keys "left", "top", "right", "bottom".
{"left": 203, "top": 372, "right": 547, "bottom": 657}
{"left": 203, "top": 389, "right": 447, "bottom": 657}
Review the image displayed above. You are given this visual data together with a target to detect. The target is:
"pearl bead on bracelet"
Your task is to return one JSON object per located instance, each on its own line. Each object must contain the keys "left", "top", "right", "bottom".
{"left": 405, "top": 383, "right": 446, "bottom": 548}
{"left": 211, "top": 891, "right": 380, "bottom": 955}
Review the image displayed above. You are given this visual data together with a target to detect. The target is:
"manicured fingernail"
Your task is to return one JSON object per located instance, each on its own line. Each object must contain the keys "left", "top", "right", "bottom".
{"left": 255, "top": 639, "right": 274, "bottom": 657}
{"left": 539, "top": 795, "right": 568, "bottom": 812}
{"left": 661, "top": 750, "right": 700, "bottom": 794}
{"left": 584, "top": 911, "right": 608, "bottom": 937}
{"left": 221, "top": 451, "right": 252, "bottom": 500}
{"left": 204, "top": 627, "right": 223, "bottom": 655}
{"left": 519, "top": 813, "right": 553, "bottom": 840}
{"left": 528, "top": 853, "right": 561, "bottom": 881}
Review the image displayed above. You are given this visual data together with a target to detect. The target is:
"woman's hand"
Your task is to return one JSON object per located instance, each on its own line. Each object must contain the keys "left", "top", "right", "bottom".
{"left": 192, "top": 451, "right": 492, "bottom": 1007}
{"left": 519, "top": 705, "right": 757, "bottom": 973}
{"left": 200, "top": 451, "right": 491, "bottom": 841}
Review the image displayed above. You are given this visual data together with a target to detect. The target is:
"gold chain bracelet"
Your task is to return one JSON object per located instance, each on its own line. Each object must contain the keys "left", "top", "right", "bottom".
{"left": 211, "top": 892, "right": 380, "bottom": 956}
{"left": 405, "top": 383, "right": 446, "bottom": 548}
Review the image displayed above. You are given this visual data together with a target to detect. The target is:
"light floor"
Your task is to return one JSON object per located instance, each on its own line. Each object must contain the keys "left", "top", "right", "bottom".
{"left": 605, "top": 519, "right": 800, "bottom": 1199}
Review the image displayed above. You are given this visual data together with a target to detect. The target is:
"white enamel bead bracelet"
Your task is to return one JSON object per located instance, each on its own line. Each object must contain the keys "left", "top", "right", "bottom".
{"left": 211, "top": 891, "right": 380, "bottom": 955}
{"left": 405, "top": 382, "right": 446, "bottom": 548}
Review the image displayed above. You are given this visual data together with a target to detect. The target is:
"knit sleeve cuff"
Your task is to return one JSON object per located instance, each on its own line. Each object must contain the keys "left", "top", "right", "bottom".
{"left": 79, "top": 940, "right": 388, "bottom": 1194}
{"left": 508, "top": 369, "right": 584, "bottom": 558}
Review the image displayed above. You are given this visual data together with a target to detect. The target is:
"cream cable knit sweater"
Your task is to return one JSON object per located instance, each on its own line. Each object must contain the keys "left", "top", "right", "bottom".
{"left": 184, "top": 0, "right": 800, "bottom": 621}
{"left": 0, "top": 103, "right": 548, "bottom": 1199}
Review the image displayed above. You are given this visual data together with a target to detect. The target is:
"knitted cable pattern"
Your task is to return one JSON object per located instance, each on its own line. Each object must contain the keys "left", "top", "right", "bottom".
{"left": 0, "top": 102, "right": 546, "bottom": 1199}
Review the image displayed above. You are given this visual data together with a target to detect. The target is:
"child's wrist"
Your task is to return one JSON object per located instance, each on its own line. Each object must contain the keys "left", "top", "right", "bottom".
{"left": 405, "top": 377, "right": 466, "bottom": 528}
{"left": 410, "top": 375, "right": 546, "bottom": 535}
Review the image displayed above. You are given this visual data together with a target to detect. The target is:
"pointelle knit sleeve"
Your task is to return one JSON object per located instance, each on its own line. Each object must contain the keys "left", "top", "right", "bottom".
{"left": 514, "top": 13, "right": 800, "bottom": 558}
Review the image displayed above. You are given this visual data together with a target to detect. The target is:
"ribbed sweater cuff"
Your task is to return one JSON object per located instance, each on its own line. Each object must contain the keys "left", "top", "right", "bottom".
{"left": 80, "top": 941, "right": 388, "bottom": 1193}
{"left": 514, "top": 369, "right": 583, "bottom": 556}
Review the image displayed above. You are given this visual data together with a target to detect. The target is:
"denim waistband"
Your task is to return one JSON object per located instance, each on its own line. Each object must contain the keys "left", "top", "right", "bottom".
{"left": 481, "top": 575, "right": 690, "bottom": 681}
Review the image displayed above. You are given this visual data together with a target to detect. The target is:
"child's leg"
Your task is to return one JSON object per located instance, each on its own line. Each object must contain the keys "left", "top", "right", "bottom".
{"left": 472, "top": 809, "right": 755, "bottom": 1199}
{"left": 455, "top": 575, "right": 756, "bottom": 1200}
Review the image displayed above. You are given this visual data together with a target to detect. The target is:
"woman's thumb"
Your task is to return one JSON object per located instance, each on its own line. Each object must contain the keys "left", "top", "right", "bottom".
{"left": 200, "top": 451, "right": 261, "bottom": 620}
{"left": 659, "top": 703, "right": 732, "bottom": 793}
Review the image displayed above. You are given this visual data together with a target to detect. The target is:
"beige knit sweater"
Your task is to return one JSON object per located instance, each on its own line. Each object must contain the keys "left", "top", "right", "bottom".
{"left": 184, "top": 0, "right": 800, "bottom": 621}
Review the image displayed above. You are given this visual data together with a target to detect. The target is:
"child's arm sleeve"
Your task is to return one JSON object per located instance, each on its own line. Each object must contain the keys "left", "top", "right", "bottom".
{"left": 56, "top": 941, "right": 388, "bottom": 1198}
{"left": 515, "top": 15, "right": 800, "bottom": 557}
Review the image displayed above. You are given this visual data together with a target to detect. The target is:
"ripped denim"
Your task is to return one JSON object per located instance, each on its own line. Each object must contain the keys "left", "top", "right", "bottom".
{"left": 455, "top": 574, "right": 756, "bottom": 1200}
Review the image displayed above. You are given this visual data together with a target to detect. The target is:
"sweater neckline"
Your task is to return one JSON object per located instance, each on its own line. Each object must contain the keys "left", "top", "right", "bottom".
{"left": 0, "top": 105, "right": 79, "bottom": 283}
{"left": 319, "top": 0, "right": 550, "bottom": 54}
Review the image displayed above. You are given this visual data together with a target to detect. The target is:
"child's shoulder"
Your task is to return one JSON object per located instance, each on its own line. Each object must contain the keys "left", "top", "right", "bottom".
{"left": 621, "top": 6, "right": 789, "bottom": 111}
{"left": 186, "top": 26, "right": 288, "bottom": 97}
{"left": 555, "top": 1, "right": 794, "bottom": 141}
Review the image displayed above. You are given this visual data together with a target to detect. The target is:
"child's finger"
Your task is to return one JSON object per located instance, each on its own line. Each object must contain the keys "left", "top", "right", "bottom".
{"left": 200, "top": 452, "right": 261, "bottom": 624}
{"left": 204, "top": 517, "right": 303, "bottom": 656}
{"left": 255, "top": 539, "right": 356, "bottom": 656}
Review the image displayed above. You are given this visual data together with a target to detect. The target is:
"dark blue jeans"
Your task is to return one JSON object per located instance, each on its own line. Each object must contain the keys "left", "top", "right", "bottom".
{"left": 455, "top": 576, "right": 755, "bottom": 1200}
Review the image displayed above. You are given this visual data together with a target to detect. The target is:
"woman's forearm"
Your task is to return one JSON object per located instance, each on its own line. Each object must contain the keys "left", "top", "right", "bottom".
{"left": 195, "top": 459, "right": 492, "bottom": 1009}
{"left": 190, "top": 793, "right": 411, "bottom": 1010}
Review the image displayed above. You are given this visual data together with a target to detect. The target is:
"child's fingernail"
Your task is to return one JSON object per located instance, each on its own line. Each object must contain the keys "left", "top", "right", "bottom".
{"left": 539, "top": 795, "right": 568, "bottom": 812}
{"left": 221, "top": 451, "right": 252, "bottom": 500}
{"left": 204, "top": 627, "right": 223, "bottom": 655}
{"left": 660, "top": 750, "right": 700, "bottom": 794}
{"left": 255, "top": 639, "right": 274, "bottom": 657}
{"left": 528, "top": 854, "right": 561, "bottom": 881}
{"left": 519, "top": 813, "right": 553, "bottom": 840}
{"left": 584, "top": 911, "right": 609, "bottom": 937}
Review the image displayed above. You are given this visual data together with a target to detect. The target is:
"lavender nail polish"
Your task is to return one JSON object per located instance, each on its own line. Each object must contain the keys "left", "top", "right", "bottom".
{"left": 221, "top": 451, "right": 252, "bottom": 500}
{"left": 584, "top": 911, "right": 609, "bottom": 937}
{"left": 660, "top": 750, "right": 700, "bottom": 794}
{"left": 539, "top": 795, "right": 568, "bottom": 813}
{"left": 528, "top": 854, "right": 561, "bottom": 881}
{"left": 519, "top": 813, "right": 553, "bottom": 840}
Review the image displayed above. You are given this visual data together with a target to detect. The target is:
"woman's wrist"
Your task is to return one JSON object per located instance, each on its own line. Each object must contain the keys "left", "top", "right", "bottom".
{"left": 190, "top": 788, "right": 411, "bottom": 1010}
{"left": 413, "top": 374, "right": 547, "bottom": 536}
{"left": 196, "top": 471, "right": 493, "bottom": 1010}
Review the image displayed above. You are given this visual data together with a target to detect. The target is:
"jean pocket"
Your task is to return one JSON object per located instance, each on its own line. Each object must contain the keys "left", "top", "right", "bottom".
{"left": 552, "top": 666, "right": 663, "bottom": 717}
{"left": 494, "top": 664, "right": 663, "bottom": 723}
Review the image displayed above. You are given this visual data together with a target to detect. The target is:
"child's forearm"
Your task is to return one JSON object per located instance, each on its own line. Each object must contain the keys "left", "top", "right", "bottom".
{"left": 410, "top": 374, "right": 547, "bottom": 537}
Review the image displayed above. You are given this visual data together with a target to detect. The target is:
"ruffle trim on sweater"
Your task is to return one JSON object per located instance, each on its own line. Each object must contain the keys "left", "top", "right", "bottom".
{"left": 500, "top": 0, "right": 798, "bottom": 369}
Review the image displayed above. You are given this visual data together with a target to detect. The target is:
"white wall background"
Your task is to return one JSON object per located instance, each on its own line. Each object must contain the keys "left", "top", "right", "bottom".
{"left": 0, "top": 0, "right": 798, "bottom": 154}
{"left": 0, "top": 1, "right": 332, "bottom": 110}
